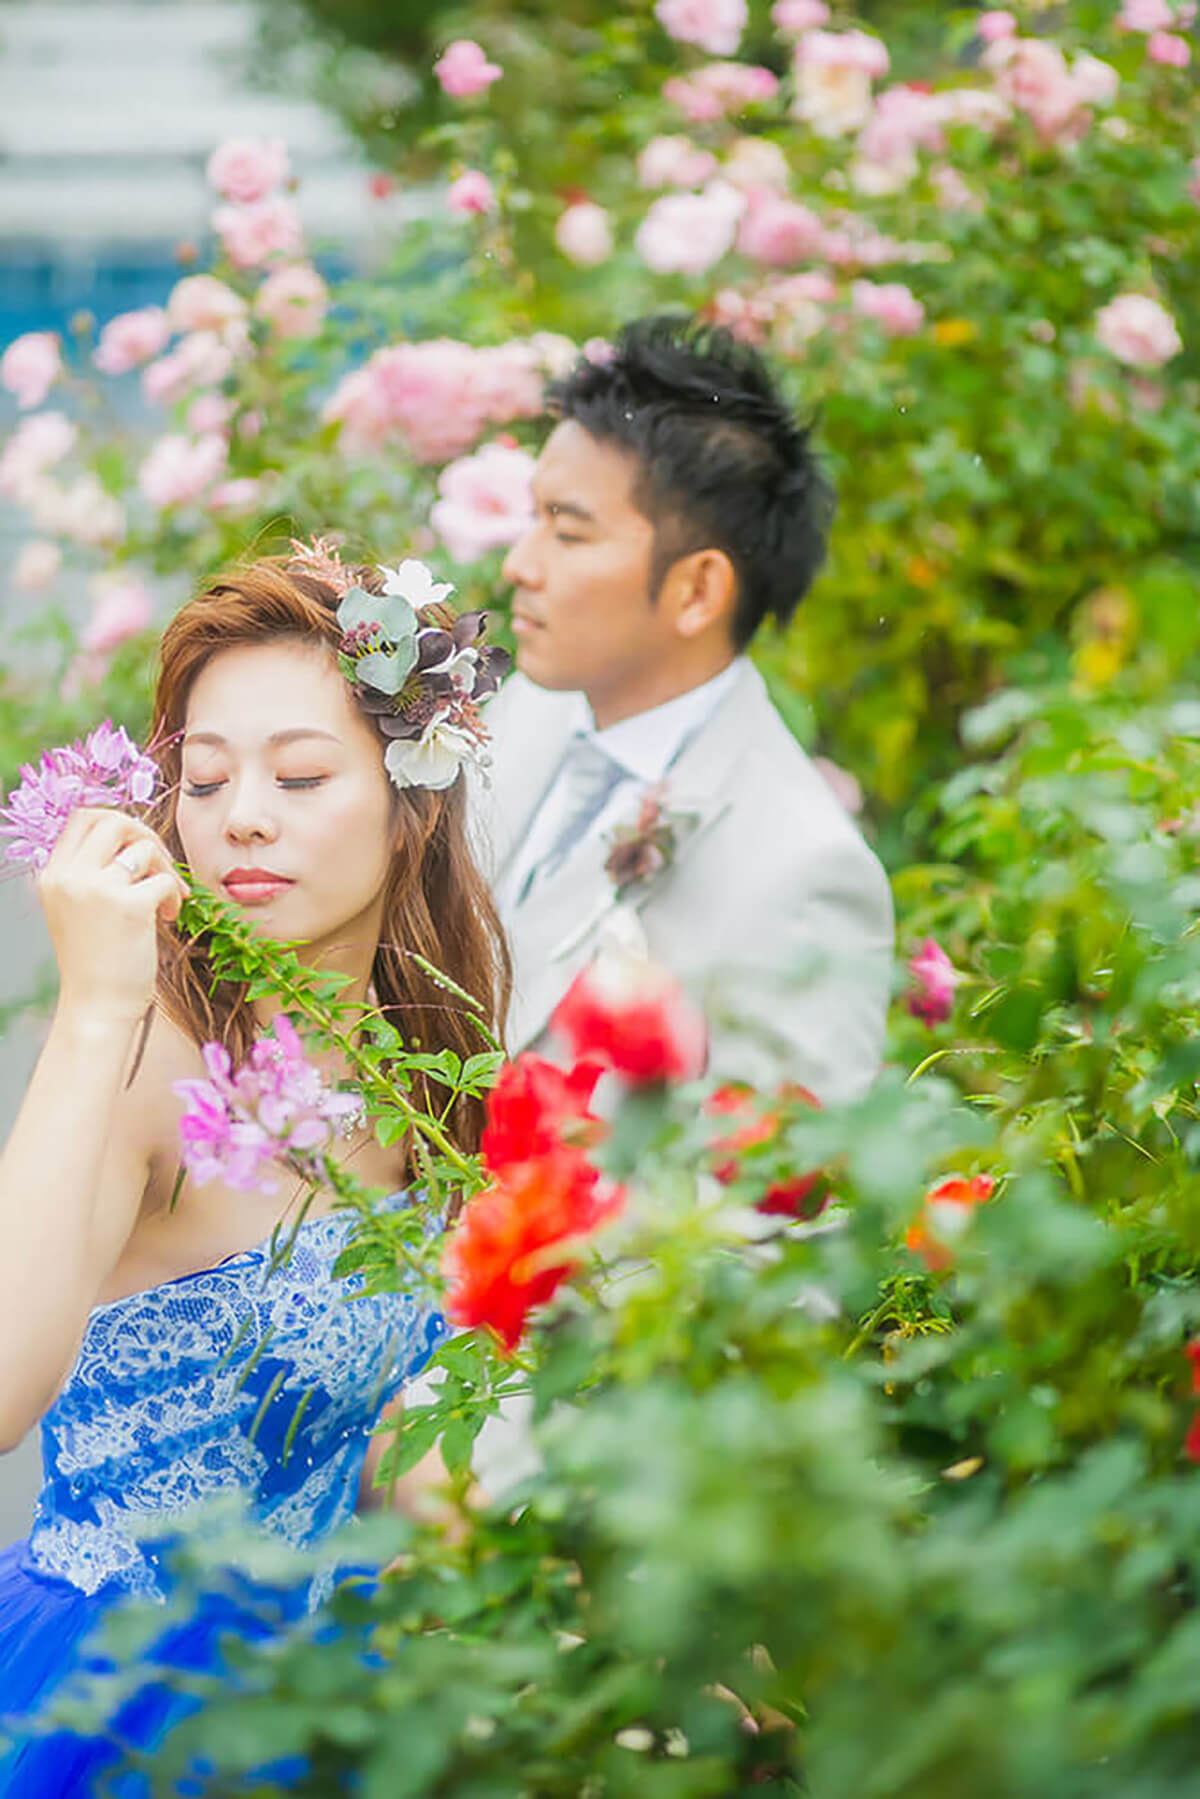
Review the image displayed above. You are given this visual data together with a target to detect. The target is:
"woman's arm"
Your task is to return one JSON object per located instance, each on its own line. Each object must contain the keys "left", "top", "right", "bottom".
{"left": 0, "top": 808, "right": 187, "bottom": 1449}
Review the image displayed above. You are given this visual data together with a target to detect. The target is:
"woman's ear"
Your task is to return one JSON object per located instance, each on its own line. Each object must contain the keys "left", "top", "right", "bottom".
{"left": 661, "top": 548, "right": 738, "bottom": 642}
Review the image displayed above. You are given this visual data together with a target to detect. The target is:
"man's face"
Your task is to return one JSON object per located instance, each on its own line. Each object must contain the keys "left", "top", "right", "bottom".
{"left": 501, "top": 421, "right": 680, "bottom": 702}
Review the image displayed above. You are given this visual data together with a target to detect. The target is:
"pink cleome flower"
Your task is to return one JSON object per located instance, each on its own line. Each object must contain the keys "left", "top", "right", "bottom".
{"left": 174, "top": 1014, "right": 362, "bottom": 1195}
{"left": 1, "top": 722, "right": 159, "bottom": 871}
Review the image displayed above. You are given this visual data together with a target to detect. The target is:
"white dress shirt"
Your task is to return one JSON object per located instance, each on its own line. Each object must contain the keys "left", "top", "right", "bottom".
{"left": 497, "top": 659, "right": 744, "bottom": 920}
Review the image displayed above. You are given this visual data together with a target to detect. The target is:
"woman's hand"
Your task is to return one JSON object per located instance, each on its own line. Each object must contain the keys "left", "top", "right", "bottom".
{"left": 37, "top": 808, "right": 189, "bottom": 1026}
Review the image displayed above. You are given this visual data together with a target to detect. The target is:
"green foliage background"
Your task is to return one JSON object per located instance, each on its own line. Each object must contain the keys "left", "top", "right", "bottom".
{"left": 3, "top": 1, "right": 1200, "bottom": 1790}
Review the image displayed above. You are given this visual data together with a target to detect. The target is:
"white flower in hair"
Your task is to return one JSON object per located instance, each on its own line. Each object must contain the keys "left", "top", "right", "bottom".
{"left": 384, "top": 717, "right": 485, "bottom": 791}
{"left": 378, "top": 559, "right": 456, "bottom": 612}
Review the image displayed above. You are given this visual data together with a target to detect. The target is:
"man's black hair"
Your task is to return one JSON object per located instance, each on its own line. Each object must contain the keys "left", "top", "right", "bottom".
{"left": 546, "top": 314, "right": 835, "bottom": 651}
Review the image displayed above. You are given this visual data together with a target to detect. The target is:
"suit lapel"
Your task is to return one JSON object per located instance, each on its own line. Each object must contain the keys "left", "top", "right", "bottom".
{"left": 504, "top": 660, "right": 764, "bottom": 1051}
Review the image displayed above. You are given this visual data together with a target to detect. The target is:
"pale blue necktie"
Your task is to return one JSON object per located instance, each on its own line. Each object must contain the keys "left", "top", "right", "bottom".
{"left": 517, "top": 733, "right": 626, "bottom": 905}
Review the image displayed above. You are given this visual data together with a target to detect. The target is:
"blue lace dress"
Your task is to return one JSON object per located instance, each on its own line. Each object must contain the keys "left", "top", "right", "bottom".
{"left": 0, "top": 1201, "right": 446, "bottom": 1795}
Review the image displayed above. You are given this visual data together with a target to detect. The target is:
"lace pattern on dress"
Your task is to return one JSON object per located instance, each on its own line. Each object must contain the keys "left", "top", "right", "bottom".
{"left": 26, "top": 1206, "right": 445, "bottom": 1599}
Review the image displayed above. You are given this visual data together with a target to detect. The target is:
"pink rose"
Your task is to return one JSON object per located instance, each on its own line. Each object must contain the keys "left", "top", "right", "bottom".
{"left": 0, "top": 412, "right": 77, "bottom": 500}
{"left": 375, "top": 339, "right": 495, "bottom": 463}
{"left": 1117, "top": 0, "right": 1173, "bottom": 26}
{"left": 30, "top": 473, "right": 124, "bottom": 547}
{"left": 554, "top": 202, "right": 614, "bottom": 266}
{"left": 138, "top": 433, "right": 228, "bottom": 509}
{"left": 737, "top": 193, "right": 824, "bottom": 266}
{"left": 167, "top": 275, "right": 247, "bottom": 335}
{"left": 12, "top": 540, "right": 61, "bottom": 593}
{"left": 527, "top": 331, "right": 579, "bottom": 379}
{"left": 1094, "top": 293, "right": 1182, "bottom": 368}
{"left": 637, "top": 135, "right": 720, "bottom": 189}
{"left": 985, "top": 38, "right": 1100, "bottom": 144}
{"left": 187, "top": 393, "right": 234, "bottom": 435}
{"left": 931, "top": 164, "right": 980, "bottom": 212}
{"left": 636, "top": 181, "right": 745, "bottom": 275}
{"left": 208, "top": 477, "right": 265, "bottom": 513}
{"left": 976, "top": 8, "right": 1016, "bottom": 39}
{"left": 851, "top": 279, "right": 925, "bottom": 335}
{"left": 79, "top": 572, "right": 153, "bottom": 653}
{"left": 475, "top": 341, "right": 547, "bottom": 424}
{"left": 434, "top": 39, "right": 502, "bottom": 98}
{"left": 857, "top": 84, "right": 947, "bottom": 171}
{"left": 141, "top": 330, "right": 237, "bottom": 405}
{"left": 771, "top": 0, "right": 830, "bottom": 35}
{"left": 1147, "top": 29, "right": 1190, "bottom": 63}
{"left": 212, "top": 195, "right": 304, "bottom": 269}
{"left": 722, "top": 136, "right": 790, "bottom": 192}
{"left": 905, "top": 939, "right": 962, "bottom": 1026}
{"left": 430, "top": 441, "right": 536, "bottom": 563}
{"left": 447, "top": 170, "right": 497, "bottom": 216}
{"left": 255, "top": 262, "right": 328, "bottom": 338}
{"left": 206, "top": 136, "right": 289, "bottom": 204}
{"left": 323, "top": 366, "right": 393, "bottom": 455}
{"left": 792, "top": 31, "right": 889, "bottom": 137}
{"left": 1070, "top": 53, "right": 1119, "bottom": 106}
{"left": 655, "top": 0, "right": 747, "bottom": 57}
{"left": 664, "top": 61, "right": 779, "bottom": 122}
{"left": 93, "top": 307, "right": 170, "bottom": 376}
{"left": 1, "top": 333, "right": 61, "bottom": 410}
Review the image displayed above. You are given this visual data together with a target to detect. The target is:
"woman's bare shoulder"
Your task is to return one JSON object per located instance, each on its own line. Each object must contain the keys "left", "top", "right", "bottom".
{"left": 114, "top": 1005, "right": 207, "bottom": 1166}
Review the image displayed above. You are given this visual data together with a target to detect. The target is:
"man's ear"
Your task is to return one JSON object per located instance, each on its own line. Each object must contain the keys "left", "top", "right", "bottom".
{"left": 661, "top": 548, "right": 738, "bottom": 642}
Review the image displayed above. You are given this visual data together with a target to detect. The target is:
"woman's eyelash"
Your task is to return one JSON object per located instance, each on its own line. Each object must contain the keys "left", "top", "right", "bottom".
{"left": 182, "top": 777, "right": 328, "bottom": 797}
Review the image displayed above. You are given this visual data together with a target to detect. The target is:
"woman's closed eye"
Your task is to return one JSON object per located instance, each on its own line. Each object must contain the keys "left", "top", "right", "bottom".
{"left": 182, "top": 776, "right": 329, "bottom": 797}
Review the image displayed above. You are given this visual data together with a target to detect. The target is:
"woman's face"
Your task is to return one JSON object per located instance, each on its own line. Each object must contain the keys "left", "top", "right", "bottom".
{"left": 175, "top": 639, "right": 400, "bottom": 958}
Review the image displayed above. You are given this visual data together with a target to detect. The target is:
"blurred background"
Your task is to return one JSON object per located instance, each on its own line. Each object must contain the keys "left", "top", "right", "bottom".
{"left": 0, "top": 0, "right": 378, "bottom": 1537}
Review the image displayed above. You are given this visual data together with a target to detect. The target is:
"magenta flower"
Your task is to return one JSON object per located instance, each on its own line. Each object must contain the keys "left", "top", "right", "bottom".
{"left": 0, "top": 722, "right": 160, "bottom": 871}
{"left": 905, "top": 938, "right": 963, "bottom": 1026}
{"left": 174, "top": 1014, "right": 363, "bottom": 1195}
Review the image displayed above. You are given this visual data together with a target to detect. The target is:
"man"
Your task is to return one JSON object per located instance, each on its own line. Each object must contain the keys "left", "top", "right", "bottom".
{"left": 479, "top": 314, "right": 893, "bottom": 1102}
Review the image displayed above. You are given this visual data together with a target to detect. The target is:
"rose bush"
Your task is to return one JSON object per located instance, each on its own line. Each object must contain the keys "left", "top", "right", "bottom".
{"left": 3, "top": 2, "right": 1200, "bottom": 1790}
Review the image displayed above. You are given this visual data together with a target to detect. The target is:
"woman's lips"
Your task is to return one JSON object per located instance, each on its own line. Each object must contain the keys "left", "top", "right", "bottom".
{"left": 222, "top": 874, "right": 294, "bottom": 905}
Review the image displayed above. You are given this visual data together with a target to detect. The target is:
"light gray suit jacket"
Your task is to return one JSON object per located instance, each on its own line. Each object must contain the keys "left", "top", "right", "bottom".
{"left": 474, "top": 662, "right": 894, "bottom": 1102}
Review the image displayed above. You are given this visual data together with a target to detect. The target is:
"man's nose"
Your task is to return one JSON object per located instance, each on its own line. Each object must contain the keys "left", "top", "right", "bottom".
{"left": 501, "top": 527, "right": 541, "bottom": 590}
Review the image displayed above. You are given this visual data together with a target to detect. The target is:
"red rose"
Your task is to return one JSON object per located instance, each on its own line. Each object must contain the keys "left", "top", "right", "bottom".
{"left": 442, "top": 1146, "right": 625, "bottom": 1351}
{"left": 705, "top": 1082, "right": 829, "bottom": 1218}
{"left": 481, "top": 1053, "right": 603, "bottom": 1176}
{"left": 553, "top": 954, "right": 707, "bottom": 1087}
{"left": 906, "top": 1173, "right": 995, "bottom": 1271}
{"left": 1185, "top": 1412, "right": 1200, "bottom": 1464}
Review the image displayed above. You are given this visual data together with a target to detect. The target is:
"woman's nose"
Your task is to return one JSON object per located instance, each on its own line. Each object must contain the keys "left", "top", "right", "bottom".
{"left": 222, "top": 776, "right": 279, "bottom": 844}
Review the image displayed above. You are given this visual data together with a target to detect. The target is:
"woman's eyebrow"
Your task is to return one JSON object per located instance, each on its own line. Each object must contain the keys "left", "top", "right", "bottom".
{"left": 182, "top": 728, "right": 344, "bottom": 748}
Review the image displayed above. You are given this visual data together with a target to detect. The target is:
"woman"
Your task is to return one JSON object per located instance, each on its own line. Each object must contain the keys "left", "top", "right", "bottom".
{"left": 0, "top": 545, "right": 509, "bottom": 1792}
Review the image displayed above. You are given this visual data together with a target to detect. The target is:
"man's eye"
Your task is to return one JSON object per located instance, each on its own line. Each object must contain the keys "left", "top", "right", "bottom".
{"left": 554, "top": 532, "right": 584, "bottom": 545}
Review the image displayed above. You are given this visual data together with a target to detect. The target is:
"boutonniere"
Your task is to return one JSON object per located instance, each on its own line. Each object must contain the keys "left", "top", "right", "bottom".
{"left": 603, "top": 783, "right": 697, "bottom": 901}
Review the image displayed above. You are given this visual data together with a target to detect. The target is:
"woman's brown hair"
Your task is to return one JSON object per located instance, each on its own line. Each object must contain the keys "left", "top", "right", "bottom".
{"left": 146, "top": 556, "right": 510, "bottom": 1155}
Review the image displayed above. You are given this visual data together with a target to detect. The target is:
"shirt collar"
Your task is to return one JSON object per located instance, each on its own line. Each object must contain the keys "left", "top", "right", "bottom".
{"left": 571, "top": 660, "right": 743, "bottom": 786}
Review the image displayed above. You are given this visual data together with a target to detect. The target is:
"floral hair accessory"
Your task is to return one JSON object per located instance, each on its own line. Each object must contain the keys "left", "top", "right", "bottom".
{"left": 0, "top": 721, "right": 160, "bottom": 871}
{"left": 290, "top": 538, "right": 510, "bottom": 792}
